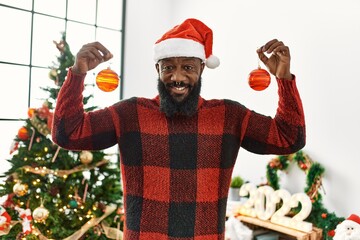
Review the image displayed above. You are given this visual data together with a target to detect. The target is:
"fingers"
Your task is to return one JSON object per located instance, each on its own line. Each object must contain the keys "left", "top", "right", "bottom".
{"left": 256, "top": 49, "right": 269, "bottom": 65}
{"left": 78, "top": 42, "right": 113, "bottom": 63}
{"left": 257, "top": 39, "right": 290, "bottom": 57}
{"left": 73, "top": 42, "right": 113, "bottom": 74}
{"left": 256, "top": 39, "right": 292, "bottom": 79}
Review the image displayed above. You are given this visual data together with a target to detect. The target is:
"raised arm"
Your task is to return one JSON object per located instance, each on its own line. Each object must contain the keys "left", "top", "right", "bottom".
{"left": 51, "top": 42, "right": 117, "bottom": 151}
{"left": 240, "top": 39, "right": 306, "bottom": 154}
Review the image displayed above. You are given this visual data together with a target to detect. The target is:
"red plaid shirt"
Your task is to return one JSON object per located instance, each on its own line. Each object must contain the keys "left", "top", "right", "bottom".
{"left": 52, "top": 69, "right": 305, "bottom": 240}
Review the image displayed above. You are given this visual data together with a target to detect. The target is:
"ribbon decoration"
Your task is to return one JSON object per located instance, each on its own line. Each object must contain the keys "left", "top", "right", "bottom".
{"left": 31, "top": 204, "right": 118, "bottom": 240}
{"left": 101, "top": 220, "right": 123, "bottom": 240}
{"left": 0, "top": 204, "right": 122, "bottom": 239}
{"left": 63, "top": 204, "right": 117, "bottom": 240}
{"left": 29, "top": 103, "right": 53, "bottom": 137}
{"left": 0, "top": 221, "right": 22, "bottom": 236}
{"left": 0, "top": 206, "right": 11, "bottom": 231}
{"left": 19, "top": 159, "right": 109, "bottom": 178}
{"left": 15, "top": 207, "right": 32, "bottom": 235}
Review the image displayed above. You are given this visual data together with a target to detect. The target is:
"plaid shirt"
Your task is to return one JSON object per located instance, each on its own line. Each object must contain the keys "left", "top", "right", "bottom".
{"left": 52, "top": 69, "right": 305, "bottom": 240}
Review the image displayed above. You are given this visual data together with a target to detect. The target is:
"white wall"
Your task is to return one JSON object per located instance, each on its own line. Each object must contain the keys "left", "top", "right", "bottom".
{"left": 125, "top": 0, "right": 360, "bottom": 218}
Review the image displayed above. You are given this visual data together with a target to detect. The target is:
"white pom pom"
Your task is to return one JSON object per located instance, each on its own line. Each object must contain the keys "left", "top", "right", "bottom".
{"left": 205, "top": 55, "right": 220, "bottom": 69}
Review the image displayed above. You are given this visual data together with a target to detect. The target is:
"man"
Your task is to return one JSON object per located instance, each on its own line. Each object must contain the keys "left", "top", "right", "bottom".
{"left": 52, "top": 18, "right": 305, "bottom": 239}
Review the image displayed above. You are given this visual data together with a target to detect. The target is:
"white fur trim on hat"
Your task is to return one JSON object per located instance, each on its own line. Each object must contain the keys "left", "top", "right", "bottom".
{"left": 154, "top": 38, "right": 206, "bottom": 62}
{"left": 205, "top": 54, "right": 220, "bottom": 69}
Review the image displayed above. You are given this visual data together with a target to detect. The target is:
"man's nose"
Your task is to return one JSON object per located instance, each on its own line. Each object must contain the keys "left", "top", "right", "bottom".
{"left": 171, "top": 68, "right": 186, "bottom": 82}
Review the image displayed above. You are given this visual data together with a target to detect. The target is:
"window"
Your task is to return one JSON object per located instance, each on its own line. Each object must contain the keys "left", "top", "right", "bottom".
{"left": 0, "top": 0, "right": 125, "bottom": 175}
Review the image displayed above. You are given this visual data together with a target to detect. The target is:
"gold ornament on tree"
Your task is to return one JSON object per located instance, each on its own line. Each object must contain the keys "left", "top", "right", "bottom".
{"left": 32, "top": 200, "right": 49, "bottom": 223}
{"left": 13, "top": 182, "right": 29, "bottom": 197}
{"left": 80, "top": 150, "right": 93, "bottom": 164}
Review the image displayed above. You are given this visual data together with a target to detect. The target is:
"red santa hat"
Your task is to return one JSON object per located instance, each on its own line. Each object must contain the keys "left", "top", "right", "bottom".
{"left": 154, "top": 18, "right": 220, "bottom": 69}
{"left": 347, "top": 214, "right": 360, "bottom": 225}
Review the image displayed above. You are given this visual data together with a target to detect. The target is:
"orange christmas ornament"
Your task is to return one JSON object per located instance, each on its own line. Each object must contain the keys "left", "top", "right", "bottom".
{"left": 17, "top": 127, "right": 29, "bottom": 141}
{"left": 27, "top": 108, "right": 35, "bottom": 118}
{"left": 95, "top": 67, "right": 120, "bottom": 92}
{"left": 248, "top": 66, "right": 271, "bottom": 91}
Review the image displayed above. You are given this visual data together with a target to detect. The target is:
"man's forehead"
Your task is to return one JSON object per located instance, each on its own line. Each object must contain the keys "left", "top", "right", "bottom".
{"left": 159, "top": 57, "right": 202, "bottom": 64}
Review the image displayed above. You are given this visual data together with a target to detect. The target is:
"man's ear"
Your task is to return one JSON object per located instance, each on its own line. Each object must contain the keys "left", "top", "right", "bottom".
{"left": 155, "top": 63, "right": 160, "bottom": 73}
{"left": 200, "top": 62, "right": 205, "bottom": 74}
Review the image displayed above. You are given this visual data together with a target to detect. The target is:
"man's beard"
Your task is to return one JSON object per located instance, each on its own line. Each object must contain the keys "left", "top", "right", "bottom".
{"left": 157, "top": 78, "right": 202, "bottom": 117}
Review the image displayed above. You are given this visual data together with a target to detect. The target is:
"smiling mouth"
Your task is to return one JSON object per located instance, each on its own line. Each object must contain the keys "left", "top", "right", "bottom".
{"left": 164, "top": 82, "right": 190, "bottom": 101}
{"left": 167, "top": 82, "right": 189, "bottom": 93}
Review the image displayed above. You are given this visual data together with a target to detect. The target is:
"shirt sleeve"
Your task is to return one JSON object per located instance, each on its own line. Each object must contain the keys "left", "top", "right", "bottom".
{"left": 51, "top": 68, "right": 117, "bottom": 151}
{"left": 240, "top": 76, "right": 306, "bottom": 155}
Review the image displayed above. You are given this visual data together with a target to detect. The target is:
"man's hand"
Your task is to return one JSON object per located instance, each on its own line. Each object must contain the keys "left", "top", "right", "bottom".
{"left": 72, "top": 42, "right": 113, "bottom": 74}
{"left": 257, "top": 39, "right": 292, "bottom": 80}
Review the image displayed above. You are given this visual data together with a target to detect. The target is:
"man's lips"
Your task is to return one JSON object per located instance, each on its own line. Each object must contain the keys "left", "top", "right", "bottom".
{"left": 166, "top": 82, "right": 190, "bottom": 95}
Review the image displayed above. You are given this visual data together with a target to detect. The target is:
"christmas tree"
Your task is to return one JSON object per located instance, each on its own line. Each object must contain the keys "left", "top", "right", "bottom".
{"left": 0, "top": 33, "right": 123, "bottom": 239}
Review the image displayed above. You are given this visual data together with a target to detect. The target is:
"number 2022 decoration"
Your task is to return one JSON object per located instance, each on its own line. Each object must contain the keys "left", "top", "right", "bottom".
{"left": 237, "top": 183, "right": 313, "bottom": 233}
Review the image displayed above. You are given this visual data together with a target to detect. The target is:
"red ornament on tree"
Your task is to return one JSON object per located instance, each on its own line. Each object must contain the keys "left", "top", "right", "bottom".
{"left": 300, "top": 162, "right": 308, "bottom": 170}
{"left": 248, "top": 67, "right": 271, "bottom": 91}
{"left": 17, "top": 127, "right": 29, "bottom": 141}
{"left": 96, "top": 67, "right": 120, "bottom": 92}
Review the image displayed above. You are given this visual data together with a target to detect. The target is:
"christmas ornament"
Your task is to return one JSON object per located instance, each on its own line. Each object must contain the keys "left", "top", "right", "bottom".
{"left": 81, "top": 178, "right": 89, "bottom": 203}
{"left": 2, "top": 193, "right": 15, "bottom": 208}
{"left": 97, "top": 202, "right": 106, "bottom": 212}
{"left": 113, "top": 214, "right": 124, "bottom": 239}
{"left": 266, "top": 151, "right": 344, "bottom": 237}
{"left": 52, "top": 146, "right": 61, "bottom": 162}
{"left": 13, "top": 182, "right": 29, "bottom": 197}
{"left": 69, "top": 199, "right": 78, "bottom": 209}
{"left": 49, "top": 186, "right": 60, "bottom": 197}
{"left": 15, "top": 206, "right": 32, "bottom": 235}
{"left": 32, "top": 204, "right": 49, "bottom": 223}
{"left": 95, "top": 67, "right": 119, "bottom": 92}
{"left": 333, "top": 214, "right": 360, "bottom": 240}
{"left": 17, "top": 127, "right": 29, "bottom": 141}
{"left": 248, "top": 66, "right": 271, "bottom": 91}
{"left": 300, "top": 162, "right": 308, "bottom": 170}
{"left": 16, "top": 232, "right": 25, "bottom": 240}
{"left": 70, "top": 188, "right": 83, "bottom": 209}
{"left": 30, "top": 115, "right": 51, "bottom": 136}
{"left": 9, "top": 140, "right": 19, "bottom": 154}
{"left": 27, "top": 108, "right": 35, "bottom": 118}
{"left": 37, "top": 103, "right": 51, "bottom": 119}
{"left": 48, "top": 68, "right": 58, "bottom": 81}
{"left": 0, "top": 205, "right": 11, "bottom": 231}
{"left": 80, "top": 150, "right": 93, "bottom": 164}
{"left": 28, "top": 126, "right": 35, "bottom": 151}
